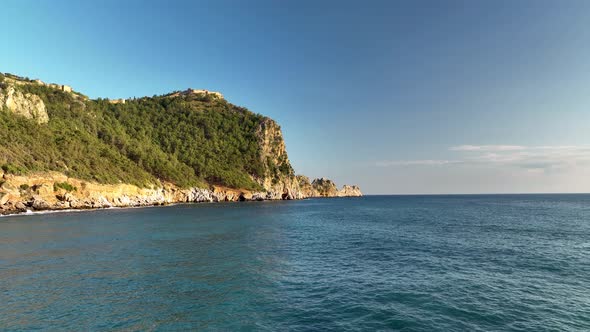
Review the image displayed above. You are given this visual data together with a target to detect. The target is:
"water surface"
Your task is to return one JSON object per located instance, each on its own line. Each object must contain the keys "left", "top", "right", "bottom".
{"left": 1, "top": 195, "right": 589, "bottom": 331}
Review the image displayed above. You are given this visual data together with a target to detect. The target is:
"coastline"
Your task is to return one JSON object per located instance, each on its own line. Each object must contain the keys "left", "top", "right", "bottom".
{"left": 0, "top": 203, "right": 175, "bottom": 218}
{"left": 0, "top": 172, "right": 362, "bottom": 217}
{"left": 0, "top": 196, "right": 363, "bottom": 218}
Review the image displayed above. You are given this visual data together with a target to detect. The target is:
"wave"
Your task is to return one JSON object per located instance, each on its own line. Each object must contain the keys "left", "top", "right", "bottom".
{"left": 0, "top": 204, "right": 172, "bottom": 218}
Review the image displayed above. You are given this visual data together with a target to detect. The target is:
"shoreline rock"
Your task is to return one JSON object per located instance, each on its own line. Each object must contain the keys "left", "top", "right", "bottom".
{"left": 0, "top": 172, "right": 362, "bottom": 216}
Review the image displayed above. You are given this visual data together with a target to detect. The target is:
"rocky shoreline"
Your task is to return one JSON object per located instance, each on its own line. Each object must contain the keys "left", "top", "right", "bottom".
{"left": 0, "top": 172, "right": 362, "bottom": 216}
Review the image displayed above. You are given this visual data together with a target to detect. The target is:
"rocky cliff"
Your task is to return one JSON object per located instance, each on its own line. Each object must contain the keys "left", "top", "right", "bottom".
{"left": 0, "top": 85, "right": 48, "bottom": 124}
{"left": 255, "top": 118, "right": 303, "bottom": 200}
{"left": 0, "top": 72, "right": 362, "bottom": 216}
{"left": 252, "top": 122, "right": 363, "bottom": 200}
{"left": 295, "top": 176, "right": 363, "bottom": 198}
{"left": 337, "top": 185, "right": 363, "bottom": 197}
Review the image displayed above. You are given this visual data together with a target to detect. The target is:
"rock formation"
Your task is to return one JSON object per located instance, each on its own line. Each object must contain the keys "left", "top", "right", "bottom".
{"left": 311, "top": 178, "right": 339, "bottom": 197}
{"left": 0, "top": 85, "right": 48, "bottom": 124}
{"left": 337, "top": 185, "right": 362, "bottom": 197}
{"left": 0, "top": 171, "right": 361, "bottom": 215}
{"left": 296, "top": 176, "right": 363, "bottom": 198}
{"left": 254, "top": 118, "right": 303, "bottom": 200}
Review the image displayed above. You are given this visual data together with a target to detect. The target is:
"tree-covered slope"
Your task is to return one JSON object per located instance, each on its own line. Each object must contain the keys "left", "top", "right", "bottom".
{"left": 0, "top": 73, "right": 290, "bottom": 190}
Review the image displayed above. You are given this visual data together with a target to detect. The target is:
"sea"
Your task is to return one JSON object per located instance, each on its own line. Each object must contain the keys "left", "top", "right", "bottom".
{"left": 1, "top": 195, "right": 589, "bottom": 331}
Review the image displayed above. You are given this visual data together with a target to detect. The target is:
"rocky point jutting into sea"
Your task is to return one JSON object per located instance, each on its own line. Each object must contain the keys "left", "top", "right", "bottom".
{"left": 0, "top": 72, "right": 361, "bottom": 215}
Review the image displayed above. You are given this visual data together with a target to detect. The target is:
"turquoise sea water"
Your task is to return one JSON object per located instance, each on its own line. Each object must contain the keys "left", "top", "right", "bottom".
{"left": 1, "top": 195, "right": 589, "bottom": 331}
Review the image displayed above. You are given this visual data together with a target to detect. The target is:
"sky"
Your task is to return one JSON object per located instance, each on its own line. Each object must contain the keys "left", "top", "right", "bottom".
{"left": 2, "top": 0, "right": 590, "bottom": 194}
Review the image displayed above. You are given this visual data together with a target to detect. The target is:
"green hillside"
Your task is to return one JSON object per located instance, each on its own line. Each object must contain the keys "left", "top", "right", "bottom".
{"left": 0, "top": 74, "right": 286, "bottom": 190}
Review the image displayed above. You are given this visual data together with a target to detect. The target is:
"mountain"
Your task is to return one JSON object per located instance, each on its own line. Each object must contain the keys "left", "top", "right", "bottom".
{"left": 0, "top": 72, "right": 361, "bottom": 215}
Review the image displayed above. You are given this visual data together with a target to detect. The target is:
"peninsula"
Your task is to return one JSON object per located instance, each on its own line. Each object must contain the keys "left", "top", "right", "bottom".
{"left": 0, "top": 72, "right": 361, "bottom": 215}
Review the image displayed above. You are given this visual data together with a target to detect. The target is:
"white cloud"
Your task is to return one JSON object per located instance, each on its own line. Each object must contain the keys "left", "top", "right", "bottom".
{"left": 375, "top": 160, "right": 460, "bottom": 167}
{"left": 377, "top": 145, "right": 590, "bottom": 171}
{"left": 452, "top": 145, "right": 590, "bottom": 171}
{"left": 533, "top": 146, "right": 589, "bottom": 150}
{"left": 450, "top": 145, "right": 526, "bottom": 151}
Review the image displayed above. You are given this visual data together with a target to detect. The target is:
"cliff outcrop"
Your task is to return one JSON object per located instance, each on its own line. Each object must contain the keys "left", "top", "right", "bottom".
{"left": 337, "top": 185, "right": 362, "bottom": 197}
{"left": 296, "top": 176, "right": 363, "bottom": 198}
{"left": 310, "top": 178, "right": 339, "bottom": 197}
{"left": 0, "top": 85, "right": 48, "bottom": 124}
{"left": 254, "top": 118, "right": 303, "bottom": 200}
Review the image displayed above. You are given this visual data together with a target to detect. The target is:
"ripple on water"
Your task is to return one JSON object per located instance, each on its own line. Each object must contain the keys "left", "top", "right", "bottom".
{"left": 0, "top": 195, "right": 589, "bottom": 331}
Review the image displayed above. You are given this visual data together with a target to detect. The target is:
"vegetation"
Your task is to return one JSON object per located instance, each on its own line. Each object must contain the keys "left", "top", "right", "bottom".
{"left": 2, "top": 163, "right": 26, "bottom": 175}
{"left": 0, "top": 80, "right": 291, "bottom": 190}
{"left": 54, "top": 182, "right": 76, "bottom": 192}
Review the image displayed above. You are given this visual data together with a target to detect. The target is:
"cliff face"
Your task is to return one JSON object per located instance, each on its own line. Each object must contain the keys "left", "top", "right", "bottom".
{"left": 310, "top": 178, "right": 339, "bottom": 197}
{"left": 0, "top": 85, "right": 48, "bottom": 124}
{"left": 0, "top": 72, "right": 362, "bottom": 215}
{"left": 308, "top": 178, "right": 362, "bottom": 197}
{"left": 253, "top": 121, "right": 363, "bottom": 200}
{"left": 337, "top": 185, "right": 362, "bottom": 197}
{"left": 255, "top": 119, "right": 303, "bottom": 200}
{"left": 297, "top": 175, "right": 315, "bottom": 197}
{"left": 296, "top": 176, "right": 363, "bottom": 198}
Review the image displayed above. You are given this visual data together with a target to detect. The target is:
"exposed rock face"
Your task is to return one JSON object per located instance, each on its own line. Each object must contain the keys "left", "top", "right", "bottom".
{"left": 297, "top": 175, "right": 316, "bottom": 197}
{"left": 0, "top": 172, "right": 263, "bottom": 215}
{"left": 338, "top": 185, "right": 362, "bottom": 197}
{"left": 297, "top": 176, "right": 363, "bottom": 198}
{"left": 0, "top": 85, "right": 48, "bottom": 124}
{"left": 0, "top": 171, "right": 362, "bottom": 215}
{"left": 255, "top": 118, "right": 303, "bottom": 200}
{"left": 252, "top": 120, "right": 362, "bottom": 199}
{"left": 311, "top": 178, "right": 339, "bottom": 197}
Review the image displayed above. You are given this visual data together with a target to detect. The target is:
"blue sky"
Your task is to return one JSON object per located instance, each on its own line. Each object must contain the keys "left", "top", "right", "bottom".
{"left": 2, "top": 0, "right": 590, "bottom": 193}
